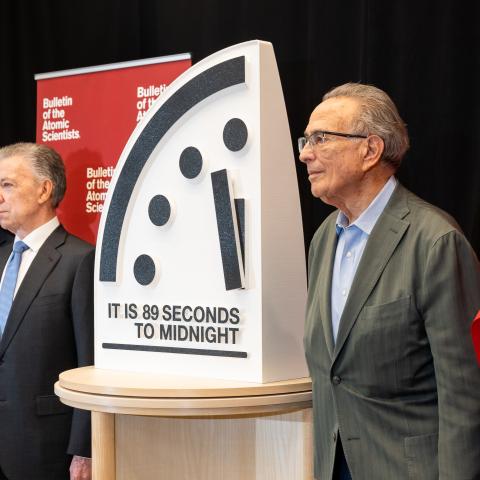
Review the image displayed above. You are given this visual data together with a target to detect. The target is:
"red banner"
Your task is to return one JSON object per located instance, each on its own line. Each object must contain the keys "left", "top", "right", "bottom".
{"left": 473, "top": 310, "right": 480, "bottom": 365}
{"left": 35, "top": 55, "right": 191, "bottom": 244}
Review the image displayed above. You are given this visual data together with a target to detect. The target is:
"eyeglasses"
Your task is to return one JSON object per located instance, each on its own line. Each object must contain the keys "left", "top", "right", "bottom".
{"left": 298, "top": 130, "right": 368, "bottom": 154}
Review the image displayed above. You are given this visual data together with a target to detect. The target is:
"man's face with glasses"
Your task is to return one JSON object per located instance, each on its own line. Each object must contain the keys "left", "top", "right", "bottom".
{"left": 299, "top": 97, "right": 369, "bottom": 210}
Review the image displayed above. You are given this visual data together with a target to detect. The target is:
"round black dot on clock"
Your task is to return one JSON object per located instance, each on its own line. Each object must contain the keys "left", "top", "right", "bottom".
{"left": 148, "top": 195, "right": 171, "bottom": 226}
{"left": 223, "top": 118, "right": 248, "bottom": 152}
{"left": 134, "top": 254, "right": 156, "bottom": 285}
{"left": 179, "top": 146, "right": 203, "bottom": 179}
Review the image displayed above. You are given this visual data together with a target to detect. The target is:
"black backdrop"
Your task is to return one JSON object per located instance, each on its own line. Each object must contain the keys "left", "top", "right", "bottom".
{"left": 1, "top": 0, "right": 479, "bottom": 257}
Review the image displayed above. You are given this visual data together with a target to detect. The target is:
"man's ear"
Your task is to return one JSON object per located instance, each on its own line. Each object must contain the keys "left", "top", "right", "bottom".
{"left": 362, "top": 135, "right": 384, "bottom": 172}
{"left": 38, "top": 179, "right": 54, "bottom": 205}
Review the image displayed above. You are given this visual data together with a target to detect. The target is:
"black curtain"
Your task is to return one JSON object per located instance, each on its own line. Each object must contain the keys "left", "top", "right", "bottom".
{"left": 1, "top": 0, "right": 479, "bottom": 256}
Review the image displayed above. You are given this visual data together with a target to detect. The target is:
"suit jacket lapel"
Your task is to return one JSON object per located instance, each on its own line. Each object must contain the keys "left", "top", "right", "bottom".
{"left": 0, "top": 226, "right": 66, "bottom": 356}
{"left": 333, "top": 184, "right": 411, "bottom": 360}
{"left": 318, "top": 215, "right": 338, "bottom": 358}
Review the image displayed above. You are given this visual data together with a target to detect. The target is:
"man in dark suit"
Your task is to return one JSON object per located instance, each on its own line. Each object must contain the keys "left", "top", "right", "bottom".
{"left": 299, "top": 83, "right": 480, "bottom": 479}
{"left": 0, "top": 143, "right": 93, "bottom": 479}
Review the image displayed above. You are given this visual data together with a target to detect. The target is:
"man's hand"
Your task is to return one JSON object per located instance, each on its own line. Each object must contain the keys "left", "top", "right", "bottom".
{"left": 70, "top": 455, "right": 92, "bottom": 480}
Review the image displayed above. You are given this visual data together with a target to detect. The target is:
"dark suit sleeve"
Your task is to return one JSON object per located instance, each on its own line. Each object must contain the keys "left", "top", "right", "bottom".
{"left": 66, "top": 249, "right": 95, "bottom": 457}
{"left": 423, "top": 230, "right": 480, "bottom": 478}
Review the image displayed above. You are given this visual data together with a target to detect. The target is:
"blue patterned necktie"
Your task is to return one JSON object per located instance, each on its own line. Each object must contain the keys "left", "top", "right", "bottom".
{"left": 0, "top": 241, "right": 29, "bottom": 336}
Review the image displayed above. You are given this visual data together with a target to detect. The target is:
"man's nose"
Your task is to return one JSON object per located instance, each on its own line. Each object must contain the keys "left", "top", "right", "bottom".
{"left": 299, "top": 145, "right": 313, "bottom": 164}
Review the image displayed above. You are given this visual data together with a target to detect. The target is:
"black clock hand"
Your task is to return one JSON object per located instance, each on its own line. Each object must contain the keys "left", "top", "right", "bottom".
{"left": 211, "top": 169, "right": 245, "bottom": 290}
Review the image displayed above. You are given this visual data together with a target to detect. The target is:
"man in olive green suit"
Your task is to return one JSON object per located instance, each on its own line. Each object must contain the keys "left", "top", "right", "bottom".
{"left": 299, "top": 83, "right": 480, "bottom": 479}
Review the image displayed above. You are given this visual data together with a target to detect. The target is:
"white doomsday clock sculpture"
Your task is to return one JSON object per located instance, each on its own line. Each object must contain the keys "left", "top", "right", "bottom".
{"left": 94, "top": 40, "right": 307, "bottom": 382}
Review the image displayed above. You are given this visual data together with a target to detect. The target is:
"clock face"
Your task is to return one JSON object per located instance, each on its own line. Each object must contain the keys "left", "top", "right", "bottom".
{"left": 94, "top": 41, "right": 308, "bottom": 382}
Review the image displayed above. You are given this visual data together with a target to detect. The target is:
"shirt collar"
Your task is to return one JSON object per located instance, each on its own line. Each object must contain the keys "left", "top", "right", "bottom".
{"left": 15, "top": 217, "right": 60, "bottom": 252}
{"left": 336, "top": 176, "right": 397, "bottom": 235}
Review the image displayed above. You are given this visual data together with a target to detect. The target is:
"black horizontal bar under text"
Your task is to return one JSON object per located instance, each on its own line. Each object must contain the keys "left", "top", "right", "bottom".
{"left": 102, "top": 343, "right": 247, "bottom": 358}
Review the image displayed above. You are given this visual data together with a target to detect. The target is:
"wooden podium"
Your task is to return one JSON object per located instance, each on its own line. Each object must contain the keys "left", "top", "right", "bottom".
{"left": 55, "top": 367, "right": 313, "bottom": 480}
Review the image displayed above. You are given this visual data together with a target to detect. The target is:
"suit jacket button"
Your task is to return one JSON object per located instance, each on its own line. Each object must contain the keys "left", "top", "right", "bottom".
{"left": 332, "top": 375, "right": 341, "bottom": 385}
{"left": 333, "top": 432, "right": 337, "bottom": 442}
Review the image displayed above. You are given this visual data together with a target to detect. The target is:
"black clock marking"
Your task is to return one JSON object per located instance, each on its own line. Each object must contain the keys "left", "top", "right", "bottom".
{"left": 148, "top": 195, "right": 171, "bottom": 226}
{"left": 134, "top": 254, "right": 156, "bottom": 285}
{"left": 102, "top": 343, "right": 247, "bottom": 358}
{"left": 179, "top": 146, "right": 203, "bottom": 179}
{"left": 99, "top": 56, "right": 246, "bottom": 282}
{"left": 223, "top": 118, "right": 248, "bottom": 151}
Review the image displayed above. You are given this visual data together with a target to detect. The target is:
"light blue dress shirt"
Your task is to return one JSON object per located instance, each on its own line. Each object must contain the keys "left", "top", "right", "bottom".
{"left": 331, "top": 176, "right": 397, "bottom": 342}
